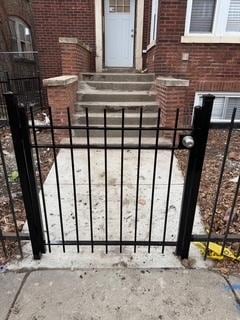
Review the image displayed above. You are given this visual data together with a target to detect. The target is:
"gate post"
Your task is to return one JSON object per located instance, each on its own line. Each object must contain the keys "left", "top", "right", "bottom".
{"left": 4, "top": 92, "right": 45, "bottom": 259}
{"left": 176, "top": 95, "right": 215, "bottom": 259}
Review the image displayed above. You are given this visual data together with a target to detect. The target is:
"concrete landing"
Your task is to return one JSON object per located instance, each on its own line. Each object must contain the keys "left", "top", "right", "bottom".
{"left": 2, "top": 270, "right": 240, "bottom": 320}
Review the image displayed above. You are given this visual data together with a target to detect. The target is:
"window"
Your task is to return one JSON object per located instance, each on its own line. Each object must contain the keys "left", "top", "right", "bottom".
{"left": 150, "top": 0, "right": 159, "bottom": 43}
{"left": 189, "top": 0, "right": 216, "bottom": 33}
{"left": 195, "top": 92, "right": 240, "bottom": 122}
{"left": 9, "top": 17, "right": 33, "bottom": 60}
{"left": 185, "top": 0, "right": 240, "bottom": 37}
{"left": 109, "top": 0, "right": 130, "bottom": 13}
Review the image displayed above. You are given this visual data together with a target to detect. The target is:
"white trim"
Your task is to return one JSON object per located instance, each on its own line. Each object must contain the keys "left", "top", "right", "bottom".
{"left": 95, "top": 0, "right": 103, "bottom": 72}
{"left": 135, "top": 0, "right": 144, "bottom": 70}
{"left": 184, "top": 0, "right": 240, "bottom": 41}
{"left": 181, "top": 35, "right": 240, "bottom": 43}
{"left": 150, "top": 0, "right": 159, "bottom": 43}
{"left": 146, "top": 40, "right": 156, "bottom": 52}
{"left": 95, "top": 0, "right": 144, "bottom": 71}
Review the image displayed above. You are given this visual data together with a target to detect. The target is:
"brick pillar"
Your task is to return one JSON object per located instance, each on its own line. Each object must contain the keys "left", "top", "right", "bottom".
{"left": 59, "top": 37, "right": 92, "bottom": 75}
{"left": 43, "top": 76, "right": 78, "bottom": 133}
{"left": 156, "top": 77, "right": 190, "bottom": 128}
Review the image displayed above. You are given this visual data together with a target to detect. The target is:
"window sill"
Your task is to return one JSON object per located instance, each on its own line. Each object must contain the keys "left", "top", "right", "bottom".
{"left": 181, "top": 35, "right": 240, "bottom": 44}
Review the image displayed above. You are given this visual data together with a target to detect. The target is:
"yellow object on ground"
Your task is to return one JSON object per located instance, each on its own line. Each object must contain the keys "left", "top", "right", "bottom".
{"left": 195, "top": 242, "right": 240, "bottom": 261}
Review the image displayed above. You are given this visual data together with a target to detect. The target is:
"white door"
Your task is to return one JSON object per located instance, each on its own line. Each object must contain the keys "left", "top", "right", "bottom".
{"left": 104, "top": 0, "right": 135, "bottom": 67}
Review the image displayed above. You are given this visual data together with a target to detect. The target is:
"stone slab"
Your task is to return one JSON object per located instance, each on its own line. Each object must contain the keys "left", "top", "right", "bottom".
{"left": 43, "top": 75, "right": 78, "bottom": 87}
{"left": 8, "top": 270, "right": 240, "bottom": 320}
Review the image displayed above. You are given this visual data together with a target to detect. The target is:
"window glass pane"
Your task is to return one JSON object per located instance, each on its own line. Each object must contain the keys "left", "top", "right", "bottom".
{"left": 11, "top": 38, "right": 18, "bottom": 52}
{"left": 212, "top": 97, "right": 225, "bottom": 119}
{"left": 190, "top": 0, "right": 216, "bottom": 33}
{"left": 226, "top": 0, "right": 240, "bottom": 32}
{"left": 117, "top": 0, "right": 124, "bottom": 5}
{"left": 117, "top": 6, "right": 124, "bottom": 12}
{"left": 109, "top": 0, "right": 129, "bottom": 13}
{"left": 150, "top": 0, "right": 159, "bottom": 42}
{"left": 199, "top": 96, "right": 225, "bottom": 119}
{"left": 19, "top": 24, "right": 25, "bottom": 41}
{"left": 9, "top": 19, "right": 17, "bottom": 38}
{"left": 225, "top": 98, "right": 240, "bottom": 119}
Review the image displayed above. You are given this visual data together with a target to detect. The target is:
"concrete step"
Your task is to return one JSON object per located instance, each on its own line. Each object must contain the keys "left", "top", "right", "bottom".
{"left": 75, "top": 101, "right": 159, "bottom": 112}
{"left": 78, "top": 90, "right": 156, "bottom": 102}
{"left": 73, "top": 125, "right": 160, "bottom": 138}
{"left": 73, "top": 109, "right": 160, "bottom": 138}
{"left": 80, "top": 81, "right": 154, "bottom": 91}
{"left": 74, "top": 111, "right": 159, "bottom": 126}
{"left": 81, "top": 72, "right": 155, "bottom": 82}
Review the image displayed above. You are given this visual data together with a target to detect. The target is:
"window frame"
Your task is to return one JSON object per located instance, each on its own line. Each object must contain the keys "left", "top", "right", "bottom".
{"left": 149, "top": 0, "right": 159, "bottom": 45}
{"left": 9, "top": 16, "right": 33, "bottom": 60}
{"left": 184, "top": 0, "right": 240, "bottom": 38}
{"left": 146, "top": 0, "right": 159, "bottom": 51}
{"left": 194, "top": 91, "right": 240, "bottom": 123}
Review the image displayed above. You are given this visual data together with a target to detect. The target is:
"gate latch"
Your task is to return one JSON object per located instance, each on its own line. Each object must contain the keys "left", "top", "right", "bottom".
{"left": 179, "top": 135, "right": 195, "bottom": 149}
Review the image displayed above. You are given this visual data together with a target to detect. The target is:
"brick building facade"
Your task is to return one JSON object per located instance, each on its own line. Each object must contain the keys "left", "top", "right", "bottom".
{"left": 0, "top": 0, "right": 37, "bottom": 77}
{"left": 32, "top": 0, "right": 240, "bottom": 123}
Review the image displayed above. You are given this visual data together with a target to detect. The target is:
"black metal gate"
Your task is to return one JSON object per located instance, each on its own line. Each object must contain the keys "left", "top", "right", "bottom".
{"left": 0, "top": 73, "right": 44, "bottom": 126}
{"left": 1, "top": 93, "right": 222, "bottom": 260}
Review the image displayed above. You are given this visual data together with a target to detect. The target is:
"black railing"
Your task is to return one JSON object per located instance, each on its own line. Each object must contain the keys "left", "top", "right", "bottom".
{"left": 0, "top": 72, "right": 44, "bottom": 125}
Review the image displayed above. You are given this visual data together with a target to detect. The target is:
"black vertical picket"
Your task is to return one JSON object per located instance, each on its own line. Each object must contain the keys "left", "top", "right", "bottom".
{"left": 4, "top": 92, "right": 45, "bottom": 259}
{"left": 176, "top": 95, "right": 215, "bottom": 259}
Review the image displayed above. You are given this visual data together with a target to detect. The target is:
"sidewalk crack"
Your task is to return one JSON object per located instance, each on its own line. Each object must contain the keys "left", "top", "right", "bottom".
{"left": 5, "top": 271, "right": 31, "bottom": 320}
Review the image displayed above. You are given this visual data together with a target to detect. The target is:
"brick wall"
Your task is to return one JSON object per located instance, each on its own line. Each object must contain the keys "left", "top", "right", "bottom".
{"left": 156, "top": 77, "right": 189, "bottom": 128}
{"left": 44, "top": 76, "right": 78, "bottom": 131}
{"left": 145, "top": 0, "right": 240, "bottom": 120}
{"left": 59, "top": 38, "right": 91, "bottom": 75}
{"left": 149, "top": 0, "right": 240, "bottom": 80}
{"left": 32, "top": 0, "right": 96, "bottom": 79}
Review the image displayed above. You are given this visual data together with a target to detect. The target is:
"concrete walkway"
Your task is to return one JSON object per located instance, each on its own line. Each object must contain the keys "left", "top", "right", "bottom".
{"left": 8, "top": 137, "right": 210, "bottom": 270}
{"left": 1, "top": 269, "right": 239, "bottom": 320}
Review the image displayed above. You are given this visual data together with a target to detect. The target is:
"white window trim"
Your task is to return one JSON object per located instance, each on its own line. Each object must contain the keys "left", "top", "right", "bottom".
{"left": 182, "top": 0, "right": 240, "bottom": 43}
{"left": 149, "top": 0, "right": 159, "bottom": 44}
{"left": 194, "top": 91, "right": 240, "bottom": 122}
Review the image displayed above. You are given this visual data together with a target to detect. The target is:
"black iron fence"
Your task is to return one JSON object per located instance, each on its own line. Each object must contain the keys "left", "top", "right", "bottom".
{"left": 0, "top": 72, "right": 44, "bottom": 126}
{"left": 0, "top": 130, "right": 24, "bottom": 261}
{"left": 0, "top": 92, "right": 240, "bottom": 262}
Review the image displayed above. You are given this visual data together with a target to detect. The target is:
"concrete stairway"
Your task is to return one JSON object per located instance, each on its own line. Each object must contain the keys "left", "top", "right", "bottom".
{"left": 74, "top": 72, "right": 159, "bottom": 138}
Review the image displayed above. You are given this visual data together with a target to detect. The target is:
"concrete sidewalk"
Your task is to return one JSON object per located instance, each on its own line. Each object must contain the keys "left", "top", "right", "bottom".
{"left": 1, "top": 269, "right": 239, "bottom": 320}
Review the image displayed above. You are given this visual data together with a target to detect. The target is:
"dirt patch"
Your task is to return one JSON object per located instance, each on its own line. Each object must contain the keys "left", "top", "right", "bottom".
{"left": 0, "top": 111, "right": 60, "bottom": 265}
{"left": 176, "top": 129, "right": 240, "bottom": 275}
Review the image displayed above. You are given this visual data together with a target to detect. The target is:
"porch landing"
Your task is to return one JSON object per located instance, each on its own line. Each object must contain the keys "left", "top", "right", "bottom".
{"left": 8, "top": 137, "right": 211, "bottom": 270}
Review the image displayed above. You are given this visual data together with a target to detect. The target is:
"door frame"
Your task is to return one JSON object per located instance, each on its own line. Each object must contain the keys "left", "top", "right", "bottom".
{"left": 95, "top": 0, "right": 144, "bottom": 72}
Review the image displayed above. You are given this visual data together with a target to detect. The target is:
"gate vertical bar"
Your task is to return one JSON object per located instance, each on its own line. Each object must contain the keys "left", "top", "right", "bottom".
{"left": 4, "top": 92, "right": 45, "bottom": 259}
{"left": 176, "top": 95, "right": 214, "bottom": 259}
